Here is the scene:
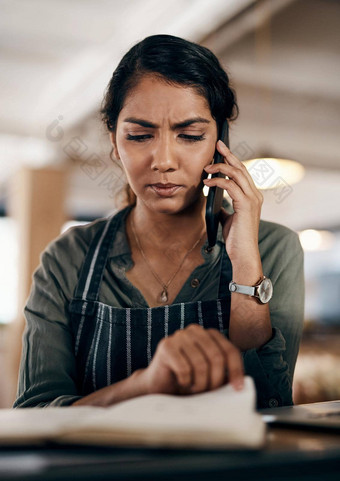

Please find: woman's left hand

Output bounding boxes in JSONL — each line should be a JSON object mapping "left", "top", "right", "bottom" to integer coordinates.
{"left": 203, "top": 140, "right": 263, "bottom": 264}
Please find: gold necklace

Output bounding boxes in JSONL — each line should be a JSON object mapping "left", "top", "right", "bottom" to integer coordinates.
{"left": 130, "top": 216, "right": 205, "bottom": 304}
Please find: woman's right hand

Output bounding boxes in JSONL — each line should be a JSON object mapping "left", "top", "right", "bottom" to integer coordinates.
{"left": 139, "top": 323, "right": 244, "bottom": 396}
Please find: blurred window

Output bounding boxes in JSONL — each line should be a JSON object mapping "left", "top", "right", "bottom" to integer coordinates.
{"left": 0, "top": 217, "right": 18, "bottom": 324}
{"left": 303, "top": 232, "right": 340, "bottom": 326}
{"left": 0, "top": 217, "right": 91, "bottom": 324}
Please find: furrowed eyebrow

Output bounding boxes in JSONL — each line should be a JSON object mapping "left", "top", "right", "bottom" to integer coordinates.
{"left": 173, "top": 117, "right": 211, "bottom": 129}
{"left": 123, "top": 117, "right": 210, "bottom": 129}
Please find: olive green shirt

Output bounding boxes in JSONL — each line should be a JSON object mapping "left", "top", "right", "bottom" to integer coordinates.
{"left": 14, "top": 200, "right": 305, "bottom": 409}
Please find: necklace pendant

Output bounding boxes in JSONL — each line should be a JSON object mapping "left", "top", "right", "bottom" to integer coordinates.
{"left": 159, "top": 289, "right": 168, "bottom": 303}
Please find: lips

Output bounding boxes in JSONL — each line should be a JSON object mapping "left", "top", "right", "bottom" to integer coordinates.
{"left": 152, "top": 183, "right": 179, "bottom": 188}
{"left": 149, "top": 183, "right": 182, "bottom": 197}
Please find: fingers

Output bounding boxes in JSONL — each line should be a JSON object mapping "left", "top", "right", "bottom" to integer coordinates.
{"left": 178, "top": 325, "right": 226, "bottom": 392}
{"left": 203, "top": 175, "right": 244, "bottom": 205}
{"left": 203, "top": 140, "right": 263, "bottom": 204}
{"left": 156, "top": 337, "right": 193, "bottom": 389}
{"left": 158, "top": 324, "right": 244, "bottom": 395}
{"left": 204, "top": 163, "right": 253, "bottom": 198}
{"left": 217, "top": 139, "right": 251, "bottom": 173}
{"left": 207, "top": 328, "right": 244, "bottom": 391}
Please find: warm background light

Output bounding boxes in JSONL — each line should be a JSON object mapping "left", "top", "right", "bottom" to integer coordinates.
{"left": 299, "top": 229, "right": 335, "bottom": 252}
{"left": 243, "top": 158, "right": 305, "bottom": 190}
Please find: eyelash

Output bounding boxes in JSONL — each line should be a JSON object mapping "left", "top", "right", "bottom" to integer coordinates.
{"left": 126, "top": 134, "right": 205, "bottom": 143}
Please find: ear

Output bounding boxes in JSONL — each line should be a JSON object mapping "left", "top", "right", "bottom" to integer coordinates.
{"left": 109, "top": 132, "right": 120, "bottom": 160}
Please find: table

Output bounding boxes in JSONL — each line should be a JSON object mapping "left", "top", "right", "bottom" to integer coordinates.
{"left": 0, "top": 426, "right": 339, "bottom": 481}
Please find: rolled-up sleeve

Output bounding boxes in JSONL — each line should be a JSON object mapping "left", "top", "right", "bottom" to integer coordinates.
{"left": 13, "top": 233, "right": 86, "bottom": 408}
{"left": 251, "top": 228, "right": 304, "bottom": 408}
{"left": 224, "top": 226, "right": 305, "bottom": 409}
{"left": 14, "top": 308, "right": 82, "bottom": 408}
{"left": 243, "top": 327, "right": 292, "bottom": 408}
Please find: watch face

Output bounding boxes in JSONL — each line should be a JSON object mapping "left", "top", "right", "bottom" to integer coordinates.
{"left": 258, "top": 278, "right": 273, "bottom": 303}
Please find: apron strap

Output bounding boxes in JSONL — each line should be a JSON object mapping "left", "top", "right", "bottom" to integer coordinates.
{"left": 73, "top": 206, "right": 132, "bottom": 302}
{"left": 217, "top": 246, "right": 232, "bottom": 300}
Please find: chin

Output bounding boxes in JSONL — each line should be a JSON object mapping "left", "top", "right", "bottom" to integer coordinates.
{"left": 145, "top": 199, "right": 184, "bottom": 215}
{"left": 143, "top": 192, "right": 203, "bottom": 216}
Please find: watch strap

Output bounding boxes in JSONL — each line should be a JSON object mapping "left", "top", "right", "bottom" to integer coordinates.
{"left": 229, "top": 282, "right": 256, "bottom": 296}
{"left": 229, "top": 276, "right": 266, "bottom": 296}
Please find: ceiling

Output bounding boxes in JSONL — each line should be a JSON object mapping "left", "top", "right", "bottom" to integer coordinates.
{"left": 0, "top": 0, "right": 339, "bottom": 232}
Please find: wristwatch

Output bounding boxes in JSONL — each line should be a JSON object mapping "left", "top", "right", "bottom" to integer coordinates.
{"left": 229, "top": 276, "right": 273, "bottom": 304}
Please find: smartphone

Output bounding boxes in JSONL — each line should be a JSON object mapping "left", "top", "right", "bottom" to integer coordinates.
{"left": 205, "top": 120, "right": 229, "bottom": 249}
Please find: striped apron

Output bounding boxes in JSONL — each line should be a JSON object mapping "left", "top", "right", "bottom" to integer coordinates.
{"left": 68, "top": 207, "right": 233, "bottom": 396}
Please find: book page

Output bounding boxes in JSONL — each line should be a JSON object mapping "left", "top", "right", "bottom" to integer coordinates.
{"left": 0, "top": 406, "right": 104, "bottom": 445}
{"left": 80, "top": 376, "right": 255, "bottom": 431}
{"left": 0, "top": 377, "right": 265, "bottom": 449}
{"left": 59, "top": 377, "right": 266, "bottom": 449}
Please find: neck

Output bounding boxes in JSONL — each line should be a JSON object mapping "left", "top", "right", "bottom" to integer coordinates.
{"left": 129, "top": 195, "right": 207, "bottom": 250}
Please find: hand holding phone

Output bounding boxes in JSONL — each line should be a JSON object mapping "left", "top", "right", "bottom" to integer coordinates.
{"left": 205, "top": 120, "right": 230, "bottom": 249}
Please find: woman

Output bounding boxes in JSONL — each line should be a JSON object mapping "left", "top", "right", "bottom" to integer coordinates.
{"left": 14, "top": 34, "right": 304, "bottom": 409}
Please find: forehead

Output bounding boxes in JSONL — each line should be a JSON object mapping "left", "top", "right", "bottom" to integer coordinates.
{"left": 119, "top": 75, "right": 212, "bottom": 120}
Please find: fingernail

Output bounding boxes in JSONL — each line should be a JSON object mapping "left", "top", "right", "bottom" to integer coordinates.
{"left": 218, "top": 140, "right": 228, "bottom": 149}
{"left": 233, "top": 379, "right": 244, "bottom": 391}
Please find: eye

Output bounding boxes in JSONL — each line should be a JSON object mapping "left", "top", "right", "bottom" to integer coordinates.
{"left": 126, "top": 134, "right": 152, "bottom": 142}
{"left": 179, "top": 134, "right": 205, "bottom": 142}
{"left": 126, "top": 133, "right": 206, "bottom": 143}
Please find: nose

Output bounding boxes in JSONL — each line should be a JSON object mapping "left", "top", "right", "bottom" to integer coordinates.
{"left": 150, "top": 134, "right": 178, "bottom": 173}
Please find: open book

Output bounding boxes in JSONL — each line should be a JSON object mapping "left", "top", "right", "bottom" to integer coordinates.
{"left": 0, "top": 377, "right": 265, "bottom": 450}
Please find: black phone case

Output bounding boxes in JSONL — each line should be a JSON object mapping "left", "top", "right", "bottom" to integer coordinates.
{"left": 205, "top": 120, "right": 229, "bottom": 248}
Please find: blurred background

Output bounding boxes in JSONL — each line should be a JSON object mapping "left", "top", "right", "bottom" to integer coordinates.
{"left": 0, "top": 0, "right": 339, "bottom": 408}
